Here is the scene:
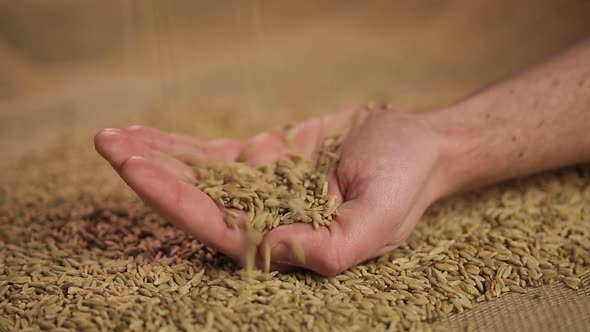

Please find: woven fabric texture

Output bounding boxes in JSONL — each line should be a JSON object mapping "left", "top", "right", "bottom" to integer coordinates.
{"left": 435, "top": 275, "right": 590, "bottom": 332}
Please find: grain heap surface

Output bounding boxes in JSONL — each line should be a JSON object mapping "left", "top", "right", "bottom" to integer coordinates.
{"left": 193, "top": 134, "right": 343, "bottom": 233}
{"left": 1, "top": 139, "right": 589, "bottom": 331}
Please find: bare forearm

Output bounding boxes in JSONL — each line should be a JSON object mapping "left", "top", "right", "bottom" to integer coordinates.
{"left": 424, "top": 38, "right": 590, "bottom": 195}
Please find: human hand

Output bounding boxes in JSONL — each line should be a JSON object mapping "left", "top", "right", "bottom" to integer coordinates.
{"left": 94, "top": 107, "right": 454, "bottom": 276}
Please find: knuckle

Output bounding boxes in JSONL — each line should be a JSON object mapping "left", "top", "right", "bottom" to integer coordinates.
{"left": 119, "top": 156, "right": 145, "bottom": 176}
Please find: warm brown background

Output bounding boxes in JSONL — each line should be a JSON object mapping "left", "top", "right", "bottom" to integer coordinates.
{"left": 1, "top": 1, "right": 590, "bottom": 330}
{"left": 2, "top": 1, "right": 590, "bottom": 165}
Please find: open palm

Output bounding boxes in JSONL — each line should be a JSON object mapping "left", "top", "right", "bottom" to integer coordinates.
{"left": 95, "top": 107, "right": 449, "bottom": 275}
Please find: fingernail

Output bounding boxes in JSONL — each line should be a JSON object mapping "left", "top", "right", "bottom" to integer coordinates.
{"left": 94, "top": 128, "right": 123, "bottom": 144}
{"left": 127, "top": 125, "right": 143, "bottom": 131}
{"left": 97, "top": 127, "right": 119, "bottom": 134}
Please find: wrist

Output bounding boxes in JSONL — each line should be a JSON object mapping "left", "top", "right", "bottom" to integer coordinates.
{"left": 416, "top": 106, "right": 479, "bottom": 198}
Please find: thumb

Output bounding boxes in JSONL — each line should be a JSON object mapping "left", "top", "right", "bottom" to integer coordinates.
{"left": 260, "top": 197, "right": 385, "bottom": 276}
{"left": 261, "top": 222, "right": 345, "bottom": 276}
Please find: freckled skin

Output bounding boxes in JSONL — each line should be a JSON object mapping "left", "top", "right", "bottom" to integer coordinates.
{"left": 425, "top": 38, "right": 590, "bottom": 193}
{"left": 95, "top": 38, "right": 590, "bottom": 276}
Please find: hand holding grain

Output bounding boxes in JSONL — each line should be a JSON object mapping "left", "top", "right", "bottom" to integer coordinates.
{"left": 95, "top": 38, "right": 590, "bottom": 276}
{"left": 94, "top": 108, "right": 451, "bottom": 275}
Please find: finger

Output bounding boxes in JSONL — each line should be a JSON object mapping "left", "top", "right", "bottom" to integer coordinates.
{"left": 118, "top": 156, "right": 247, "bottom": 259}
{"left": 240, "top": 131, "right": 290, "bottom": 165}
{"left": 260, "top": 221, "right": 346, "bottom": 276}
{"left": 302, "top": 108, "right": 370, "bottom": 160}
{"left": 239, "top": 109, "right": 368, "bottom": 166}
{"left": 253, "top": 242, "right": 297, "bottom": 273}
{"left": 126, "top": 125, "right": 244, "bottom": 164}
{"left": 94, "top": 128, "right": 195, "bottom": 182}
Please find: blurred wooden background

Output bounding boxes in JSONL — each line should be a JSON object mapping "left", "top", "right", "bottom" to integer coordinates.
{"left": 1, "top": 1, "right": 590, "bottom": 164}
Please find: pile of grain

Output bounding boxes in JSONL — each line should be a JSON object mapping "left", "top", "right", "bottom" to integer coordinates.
{"left": 1, "top": 138, "right": 589, "bottom": 331}
{"left": 193, "top": 134, "right": 344, "bottom": 233}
